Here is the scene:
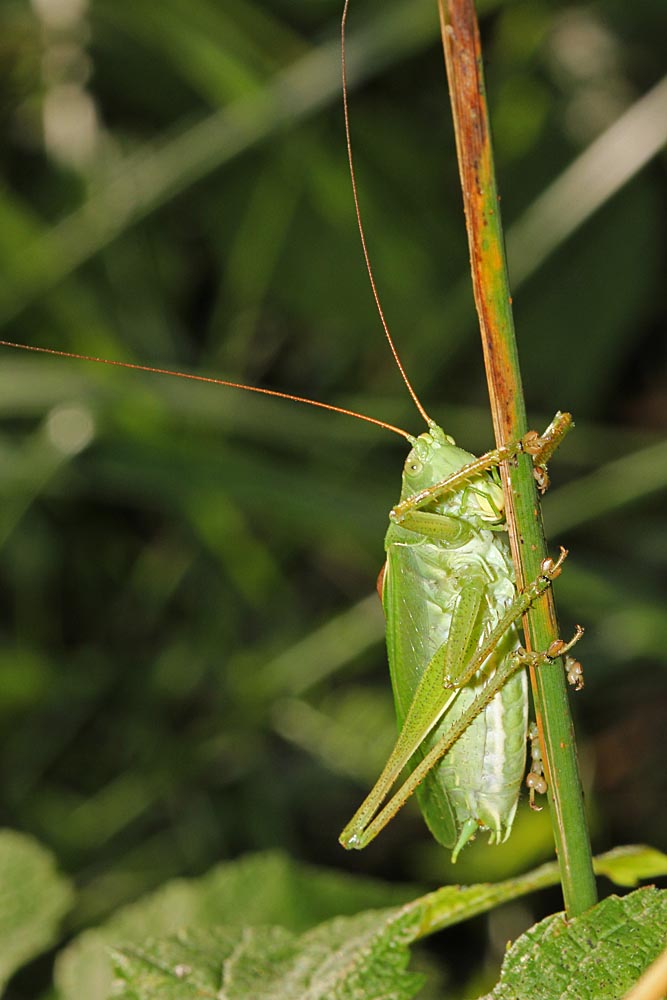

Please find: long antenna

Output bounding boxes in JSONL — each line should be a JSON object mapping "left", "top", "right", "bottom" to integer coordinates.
{"left": 0, "top": 339, "right": 412, "bottom": 441}
{"left": 341, "top": 0, "right": 432, "bottom": 427}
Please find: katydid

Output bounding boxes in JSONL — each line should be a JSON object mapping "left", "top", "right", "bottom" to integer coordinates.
{"left": 337, "top": 419, "right": 583, "bottom": 859}
{"left": 0, "top": 333, "right": 581, "bottom": 852}
{"left": 1, "top": 333, "right": 582, "bottom": 859}
{"left": 335, "top": 0, "right": 583, "bottom": 859}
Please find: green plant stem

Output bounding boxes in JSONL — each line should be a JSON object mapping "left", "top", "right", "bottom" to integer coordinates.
{"left": 438, "top": 0, "right": 596, "bottom": 916}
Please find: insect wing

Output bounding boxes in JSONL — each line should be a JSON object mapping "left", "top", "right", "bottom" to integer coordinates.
{"left": 382, "top": 539, "right": 460, "bottom": 848}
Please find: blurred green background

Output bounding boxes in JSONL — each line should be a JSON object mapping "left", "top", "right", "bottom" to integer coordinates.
{"left": 0, "top": 0, "right": 665, "bottom": 995}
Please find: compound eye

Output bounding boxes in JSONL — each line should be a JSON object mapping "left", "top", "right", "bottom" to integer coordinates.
{"left": 405, "top": 457, "right": 423, "bottom": 477}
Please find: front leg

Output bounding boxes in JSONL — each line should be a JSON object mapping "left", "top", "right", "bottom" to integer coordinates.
{"left": 391, "top": 412, "right": 573, "bottom": 524}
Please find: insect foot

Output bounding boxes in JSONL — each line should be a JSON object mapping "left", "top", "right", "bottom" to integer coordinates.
{"left": 518, "top": 625, "right": 585, "bottom": 674}
{"left": 526, "top": 721, "right": 547, "bottom": 810}
{"left": 520, "top": 429, "right": 543, "bottom": 455}
{"left": 565, "top": 656, "right": 584, "bottom": 691}
{"left": 520, "top": 412, "right": 573, "bottom": 462}
{"left": 526, "top": 770, "right": 547, "bottom": 808}
{"left": 546, "top": 624, "right": 585, "bottom": 660}
{"left": 540, "top": 546, "right": 568, "bottom": 581}
{"left": 519, "top": 413, "right": 574, "bottom": 494}
{"left": 533, "top": 464, "right": 550, "bottom": 494}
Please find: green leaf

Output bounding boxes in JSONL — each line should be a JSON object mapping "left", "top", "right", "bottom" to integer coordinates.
{"left": 418, "top": 845, "right": 667, "bottom": 937}
{"left": 0, "top": 829, "right": 73, "bottom": 990}
{"left": 56, "top": 846, "right": 667, "bottom": 999}
{"left": 55, "top": 851, "right": 416, "bottom": 1000}
{"left": 483, "top": 887, "right": 667, "bottom": 1000}
{"left": 593, "top": 844, "right": 667, "bottom": 887}
{"left": 111, "top": 909, "right": 424, "bottom": 1000}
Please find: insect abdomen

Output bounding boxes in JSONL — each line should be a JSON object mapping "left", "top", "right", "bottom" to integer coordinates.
{"left": 436, "top": 632, "right": 527, "bottom": 847}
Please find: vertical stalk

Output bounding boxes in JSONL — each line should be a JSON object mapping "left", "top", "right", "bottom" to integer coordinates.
{"left": 438, "top": 0, "right": 596, "bottom": 916}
